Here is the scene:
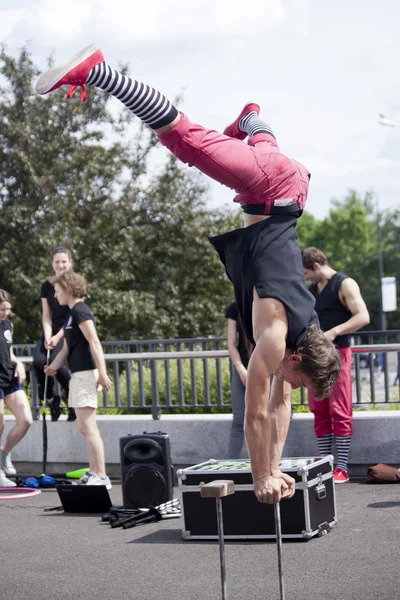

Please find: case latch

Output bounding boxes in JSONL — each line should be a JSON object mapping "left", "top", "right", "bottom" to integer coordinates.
{"left": 315, "top": 473, "right": 326, "bottom": 500}
{"left": 317, "top": 521, "right": 331, "bottom": 537}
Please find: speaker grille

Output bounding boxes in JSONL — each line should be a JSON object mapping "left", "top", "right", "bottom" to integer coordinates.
{"left": 124, "top": 464, "right": 167, "bottom": 508}
{"left": 123, "top": 438, "right": 163, "bottom": 464}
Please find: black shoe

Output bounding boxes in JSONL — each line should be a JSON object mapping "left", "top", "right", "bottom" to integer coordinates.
{"left": 49, "top": 395, "right": 62, "bottom": 422}
{"left": 67, "top": 408, "right": 77, "bottom": 422}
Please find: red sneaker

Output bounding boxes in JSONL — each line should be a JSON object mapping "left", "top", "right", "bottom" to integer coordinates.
{"left": 333, "top": 468, "right": 349, "bottom": 484}
{"left": 35, "top": 44, "right": 104, "bottom": 102}
{"left": 223, "top": 103, "right": 261, "bottom": 140}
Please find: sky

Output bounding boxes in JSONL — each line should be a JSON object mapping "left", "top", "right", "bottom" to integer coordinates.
{"left": 1, "top": 0, "right": 400, "bottom": 220}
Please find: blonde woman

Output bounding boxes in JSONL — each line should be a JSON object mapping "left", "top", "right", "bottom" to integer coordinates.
{"left": 45, "top": 272, "right": 112, "bottom": 489}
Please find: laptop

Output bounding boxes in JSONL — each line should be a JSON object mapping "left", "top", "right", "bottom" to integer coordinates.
{"left": 56, "top": 484, "right": 112, "bottom": 513}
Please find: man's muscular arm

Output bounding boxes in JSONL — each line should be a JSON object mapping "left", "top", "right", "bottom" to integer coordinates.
{"left": 324, "top": 278, "right": 370, "bottom": 341}
{"left": 269, "top": 377, "right": 293, "bottom": 473}
{"left": 244, "top": 293, "right": 295, "bottom": 503}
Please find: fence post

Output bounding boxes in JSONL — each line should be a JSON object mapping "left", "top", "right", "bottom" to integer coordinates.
{"left": 150, "top": 343, "right": 161, "bottom": 420}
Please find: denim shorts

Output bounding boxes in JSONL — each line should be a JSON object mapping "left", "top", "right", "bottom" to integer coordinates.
{"left": 0, "top": 377, "right": 24, "bottom": 399}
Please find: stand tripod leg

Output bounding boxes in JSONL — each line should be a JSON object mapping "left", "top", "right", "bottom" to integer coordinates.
{"left": 274, "top": 501, "right": 285, "bottom": 600}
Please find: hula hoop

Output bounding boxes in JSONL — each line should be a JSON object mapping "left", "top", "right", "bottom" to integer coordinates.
{"left": 0, "top": 487, "right": 42, "bottom": 500}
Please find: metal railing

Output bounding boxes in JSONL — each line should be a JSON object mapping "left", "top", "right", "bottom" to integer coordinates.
{"left": 15, "top": 337, "right": 228, "bottom": 420}
{"left": 12, "top": 337, "right": 227, "bottom": 358}
{"left": 16, "top": 342, "right": 400, "bottom": 419}
{"left": 353, "top": 330, "right": 400, "bottom": 344}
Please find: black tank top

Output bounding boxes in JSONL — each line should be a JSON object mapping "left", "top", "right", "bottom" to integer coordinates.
{"left": 308, "top": 272, "right": 351, "bottom": 348}
{"left": 210, "top": 216, "right": 319, "bottom": 350}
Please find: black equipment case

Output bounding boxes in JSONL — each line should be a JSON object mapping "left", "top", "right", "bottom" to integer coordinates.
{"left": 177, "top": 456, "right": 336, "bottom": 540}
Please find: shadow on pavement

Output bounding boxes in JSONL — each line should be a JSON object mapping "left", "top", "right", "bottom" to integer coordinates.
{"left": 368, "top": 500, "right": 400, "bottom": 509}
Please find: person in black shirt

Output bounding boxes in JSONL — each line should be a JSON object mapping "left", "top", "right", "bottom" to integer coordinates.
{"left": 302, "top": 247, "right": 370, "bottom": 483}
{"left": 0, "top": 290, "right": 33, "bottom": 486}
{"left": 33, "top": 246, "right": 75, "bottom": 422}
{"left": 44, "top": 272, "right": 112, "bottom": 489}
{"left": 210, "top": 216, "right": 342, "bottom": 502}
{"left": 226, "top": 301, "right": 253, "bottom": 458}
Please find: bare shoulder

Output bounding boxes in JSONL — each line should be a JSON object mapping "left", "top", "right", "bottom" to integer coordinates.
{"left": 339, "top": 277, "right": 361, "bottom": 298}
{"left": 339, "top": 277, "right": 368, "bottom": 315}
{"left": 341, "top": 276, "right": 359, "bottom": 289}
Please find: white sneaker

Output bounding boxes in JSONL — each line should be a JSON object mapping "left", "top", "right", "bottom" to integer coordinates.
{"left": 0, "top": 450, "right": 16, "bottom": 476}
{"left": 79, "top": 471, "right": 94, "bottom": 484}
{"left": 0, "top": 471, "right": 17, "bottom": 487}
{"left": 86, "top": 474, "right": 112, "bottom": 491}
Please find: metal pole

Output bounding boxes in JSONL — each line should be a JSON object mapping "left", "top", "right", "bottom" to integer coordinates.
{"left": 377, "top": 221, "right": 387, "bottom": 331}
{"left": 216, "top": 497, "right": 228, "bottom": 600}
{"left": 42, "top": 349, "right": 50, "bottom": 474}
{"left": 274, "top": 502, "right": 285, "bottom": 600}
{"left": 376, "top": 198, "right": 387, "bottom": 332}
{"left": 200, "top": 480, "right": 234, "bottom": 600}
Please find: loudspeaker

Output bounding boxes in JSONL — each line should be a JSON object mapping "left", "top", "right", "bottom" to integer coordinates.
{"left": 120, "top": 432, "right": 174, "bottom": 509}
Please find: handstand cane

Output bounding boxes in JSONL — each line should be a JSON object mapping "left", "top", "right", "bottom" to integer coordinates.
{"left": 42, "top": 349, "right": 51, "bottom": 475}
{"left": 200, "top": 480, "right": 235, "bottom": 600}
{"left": 274, "top": 488, "right": 293, "bottom": 600}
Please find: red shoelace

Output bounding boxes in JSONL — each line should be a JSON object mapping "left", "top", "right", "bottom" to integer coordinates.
{"left": 67, "top": 84, "right": 87, "bottom": 103}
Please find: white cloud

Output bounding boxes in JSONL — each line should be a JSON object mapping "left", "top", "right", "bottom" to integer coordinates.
{"left": 0, "top": 7, "right": 25, "bottom": 43}
{"left": 376, "top": 157, "right": 400, "bottom": 169}
{"left": 1, "top": 0, "right": 287, "bottom": 50}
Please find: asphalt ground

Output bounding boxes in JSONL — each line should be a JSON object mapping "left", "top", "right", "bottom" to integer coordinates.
{"left": 1, "top": 480, "right": 399, "bottom": 600}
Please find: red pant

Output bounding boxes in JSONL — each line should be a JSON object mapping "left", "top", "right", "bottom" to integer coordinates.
{"left": 307, "top": 347, "right": 353, "bottom": 437}
{"left": 157, "top": 113, "right": 310, "bottom": 214}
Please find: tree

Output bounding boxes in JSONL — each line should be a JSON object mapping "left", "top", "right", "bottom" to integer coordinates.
{"left": 378, "top": 207, "right": 400, "bottom": 330}
{"left": 296, "top": 210, "right": 320, "bottom": 248}
{"left": 298, "top": 190, "right": 400, "bottom": 331}
{"left": 0, "top": 46, "right": 239, "bottom": 343}
{"left": 87, "top": 155, "right": 241, "bottom": 340}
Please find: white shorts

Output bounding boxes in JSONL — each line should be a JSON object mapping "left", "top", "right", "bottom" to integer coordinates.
{"left": 69, "top": 370, "right": 99, "bottom": 409}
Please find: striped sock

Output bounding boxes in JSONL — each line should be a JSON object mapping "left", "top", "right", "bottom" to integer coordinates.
{"left": 239, "top": 112, "right": 276, "bottom": 139}
{"left": 317, "top": 434, "right": 333, "bottom": 456}
{"left": 335, "top": 436, "right": 351, "bottom": 472}
{"left": 86, "top": 62, "right": 178, "bottom": 130}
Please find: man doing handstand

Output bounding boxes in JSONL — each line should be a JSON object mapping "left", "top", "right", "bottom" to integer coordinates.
{"left": 36, "top": 45, "right": 341, "bottom": 503}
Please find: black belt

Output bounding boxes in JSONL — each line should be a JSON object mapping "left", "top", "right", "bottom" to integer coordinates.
{"left": 242, "top": 201, "right": 302, "bottom": 217}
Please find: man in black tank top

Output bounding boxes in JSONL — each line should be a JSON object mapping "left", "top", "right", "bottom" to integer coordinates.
{"left": 210, "top": 218, "right": 342, "bottom": 504}
{"left": 35, "top": 48, "right": 342, "bottom": 504}
{"left": 302, "top": 247, "right": 370, "bottom": 484}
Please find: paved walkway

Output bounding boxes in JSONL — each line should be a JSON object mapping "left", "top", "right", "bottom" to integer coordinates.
{"left": 1, "top": 480, "right": 399, "bottom": 600}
